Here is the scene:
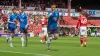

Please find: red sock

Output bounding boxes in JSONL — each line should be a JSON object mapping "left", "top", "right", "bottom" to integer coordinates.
{"left": 80, "top": 37, "right": 83, "bottom": 44}
{"left": 41, "top": 36, "right": 45, "bottom": 40}
{"left": 83, "top": 37, "right": 87, "bottom": 42}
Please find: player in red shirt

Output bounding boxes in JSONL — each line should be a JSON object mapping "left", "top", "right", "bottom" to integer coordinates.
{"left": 40, "top": 16, "right": 48, "bottom": 43}
{"left": 76, "top": 11, "right": 88, "bottom": 47}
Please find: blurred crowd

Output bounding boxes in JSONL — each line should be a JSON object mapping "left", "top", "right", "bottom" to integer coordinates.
{"left": 0, "top": 0, "right": 67, "bottom": 10}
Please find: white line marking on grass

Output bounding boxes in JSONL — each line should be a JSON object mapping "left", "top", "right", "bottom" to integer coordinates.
{"left": 0, "top": 50, "right": 50, "bottom": 56}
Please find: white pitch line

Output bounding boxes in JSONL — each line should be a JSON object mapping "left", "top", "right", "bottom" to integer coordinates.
{"left": 0, "top": 50, "right": 50, "bottom": 56}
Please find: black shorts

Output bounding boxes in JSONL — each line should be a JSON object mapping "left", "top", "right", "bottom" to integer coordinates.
{"left": 47, "top": 28, "right": 58, "bottom": 34}
{"left": 20, "top": 28, "right": 27, "bottom": 33}
{"left": 8, "top": 27, "right": 16, "bottom": 33}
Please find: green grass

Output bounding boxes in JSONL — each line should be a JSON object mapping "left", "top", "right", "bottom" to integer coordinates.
{"left": 0, "top": 36, "right": 100, "bottom": 56}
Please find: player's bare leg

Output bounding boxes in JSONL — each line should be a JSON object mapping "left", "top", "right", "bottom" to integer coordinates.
{"left": 53, "top": 34, "right": 59, "bottom": 40}
{"left": 9, "top": 33, "right": 14, "bottom": 47}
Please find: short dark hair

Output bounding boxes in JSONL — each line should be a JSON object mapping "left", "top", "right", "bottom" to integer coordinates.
{"left": 51, "top": 4, "right": 56, "bottom": 7}
{"left": 80, "top": 11, "right": 87, "bottom": 16}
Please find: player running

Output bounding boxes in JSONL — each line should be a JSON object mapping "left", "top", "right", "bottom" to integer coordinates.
{"left": 76, "top": 11, "right": 88, "bottom": 47}
{"left": 8, "top": 8, "right": 18, "bottom": 47}
{"left": 46, "top": 4, "right": 59, "bottom": 51}
{"left": 18, "top": 9, "right": 28, "bottom": 47}
{"left": 40, "top": 16, "right": 48, "bottom": 43}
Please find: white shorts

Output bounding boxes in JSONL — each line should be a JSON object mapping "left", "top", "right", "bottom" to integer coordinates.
{"left": 79, "top": 27, "right": 87, "bottom": 36}
{"left": 42, "top": 28, "right": 47, "bottom": 36}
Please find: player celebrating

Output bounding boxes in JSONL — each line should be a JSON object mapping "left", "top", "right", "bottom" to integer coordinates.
{"left": 18, "top": 9, "right": 28, "bottom": 47}
{"left": 46, "top": 4, "right": 59, "bottom": 50}
{"left": 40, "top": 16, "right": 48, "bottom": 43}
{"left": 8, "top": 8, "right": 17, "bottom": 47}
{"left": 76, "top": 11, "right": 88, "bottom": 47}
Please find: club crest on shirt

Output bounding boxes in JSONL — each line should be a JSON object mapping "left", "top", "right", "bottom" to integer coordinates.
{"left": 53, "top": 17, "right": 57, "bottom": 21}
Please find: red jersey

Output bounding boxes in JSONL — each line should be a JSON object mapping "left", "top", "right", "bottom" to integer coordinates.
{"left": 76, "top": 15, "right": 88, "bottom": 29}
{"left": 40, "top": 19, "right": 48, "bottom": 25}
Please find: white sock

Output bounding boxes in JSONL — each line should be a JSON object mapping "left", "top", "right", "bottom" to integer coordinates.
{"left": 47, "top": 37, "right": 52, "bottom": 44}
{"left": 47, "top": 37, "right": 52, "bottom": 50}
{"left": 21, "top": 37, "right": 24, "bottom": 47}
{"left": 9, "top": 37, "right": 12, "bottom": 45}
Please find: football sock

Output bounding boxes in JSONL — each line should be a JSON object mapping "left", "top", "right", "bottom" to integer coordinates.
{"left": 47, "top": 37, "right": 52, "bottom": 50}
{"left": 80, "top": 37, "right": 83, "bottom": 44}
{"left": 21, "top": 37, "right": 24, "bottom": 47}
{"left": 83, "top": 37, "right": 87, "bottom": 45}
{"left": 41, "top": 36, "right": 45, "bottom": 40}
{"left": 9, "top": 36, "right": 13, "bottom": 47}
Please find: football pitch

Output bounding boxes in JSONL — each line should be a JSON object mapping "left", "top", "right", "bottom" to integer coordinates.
{"left": 0, "top": 36, "right": 100, "bottom": 56}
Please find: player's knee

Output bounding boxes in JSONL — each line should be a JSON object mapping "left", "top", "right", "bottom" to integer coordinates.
{"left": 11, "top": 33, "right": 14, "bottom": 38}
{"left": 54, "top": 34, "right": 59, "bottom": 37}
